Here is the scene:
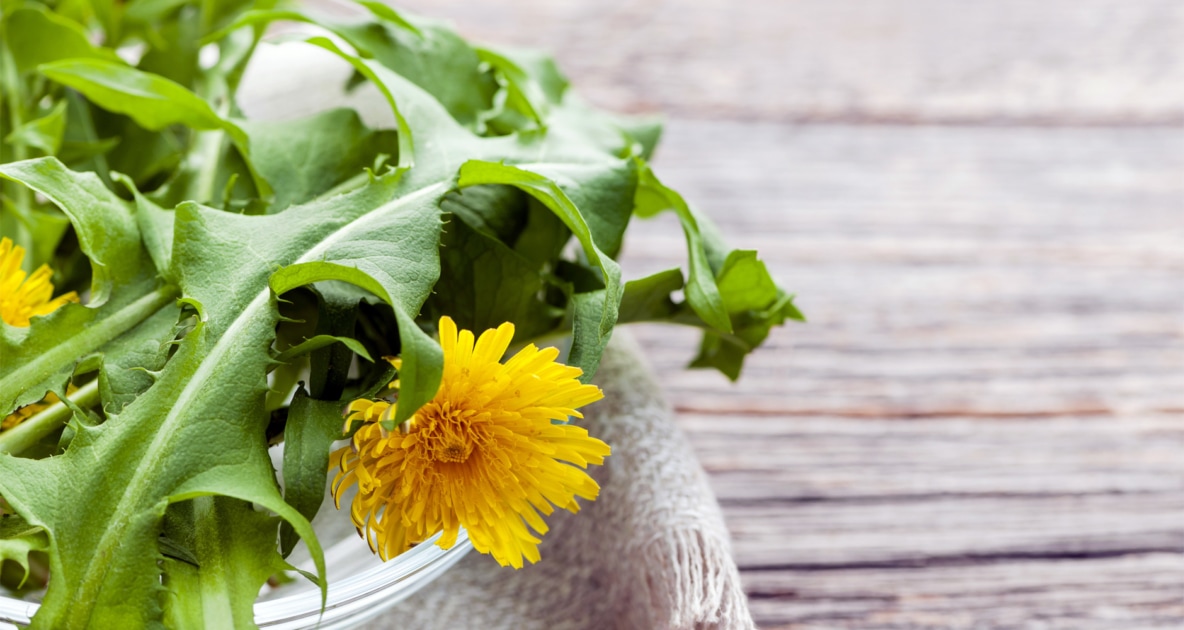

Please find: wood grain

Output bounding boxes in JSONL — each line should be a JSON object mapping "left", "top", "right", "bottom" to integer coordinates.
{"left": 742, "top": 555, "right": 1184, "bottom": 629}
{"left": 391, "top": 0, "right": 1184, "bottom": 124}
{"left": 617, "top": 122, "right": 1184, "bottom": 628}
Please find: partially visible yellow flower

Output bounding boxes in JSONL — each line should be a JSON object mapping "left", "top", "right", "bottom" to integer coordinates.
{"left": 1, "top": 384, "right": 74, "bottom": 432}
{"left": 0, "top": 237, "right": 78, "bottom": 327}
{"left": 2, "top": 393, "right": 58, "bottom": 431}
{"left": 331, "top": 316, "right": 610, "bottom": 568}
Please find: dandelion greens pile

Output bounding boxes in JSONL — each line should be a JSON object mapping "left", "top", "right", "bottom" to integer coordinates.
{"left": 0, "top": 1, "right": 801, "bottom": 628}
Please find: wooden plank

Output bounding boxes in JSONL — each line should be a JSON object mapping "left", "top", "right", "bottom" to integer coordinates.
{"left": 681, "top": 414, "right": 1184, "bottom": 503}
{"left": 391, "top": 0, "right": 1184, "bottom": 124}
{"left": 625, "top": 122, "right": 1184, "bottom": 417}
{"left": 744, "top": 555, "right": 1184, "bottom": 629}
{"left": 615, "top": 121, "right": 1184, "bottom": 627}
{"left": 688, "top": 415, "right": 1184, "bottom": 564}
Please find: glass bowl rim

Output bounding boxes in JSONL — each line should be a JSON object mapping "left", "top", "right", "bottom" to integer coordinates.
{"left": 0, "top": 530, "right": 472, "bottom": 629}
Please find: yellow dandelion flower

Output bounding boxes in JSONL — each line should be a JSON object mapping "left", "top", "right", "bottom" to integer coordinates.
{"left": 331, "top": 316, "right": 610, "bottom": 568}
{"left": 0, "top": 237, "right": 79, "bottom": 327}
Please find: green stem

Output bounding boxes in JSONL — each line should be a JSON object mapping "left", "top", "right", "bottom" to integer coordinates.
{"left": 161, "top": 497, "right": 239, "bottom": 630}
{"left": 0, "top": 379, "right": 100, "bottom": 455}
{"left": 199, "top": 0, "right": 216, "bottom": 37}
{"left": 161, "top": 556, "right": 205, "bottom": 630}
{"left": 191, "top": 497, "right": 238, "bottom": 629}
{"left": 189, "top": 73, "right": 230, "bottom": 205}
{"left": 1, "top": 39, "right": 32, "bottom": 216}
{"left": 190, "top": 15, "right": 235, "bottom": 205}
{"left": 189, "top": 128, "right": 226, "bottom": 204}
{"left": 67, "top": 91, "right": 113, "bottom": 189}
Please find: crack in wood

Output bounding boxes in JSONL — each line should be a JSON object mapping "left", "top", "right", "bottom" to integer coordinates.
{"left": 674, "top": 405, "right": 1122, "bottom": 419}
{"left": 718, "top": 489, "right": 1170, "bottom": 507}
{"left": 740, "top": 547, "right": 1184, "bottom": 572}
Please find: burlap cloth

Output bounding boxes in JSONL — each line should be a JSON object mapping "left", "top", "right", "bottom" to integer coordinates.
{"left": 366, "top": 333, "right": 755, "bottom": 630}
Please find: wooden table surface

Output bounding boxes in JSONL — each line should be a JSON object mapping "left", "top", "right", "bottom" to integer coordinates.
{"left": 389, "top": 2, "right": 1184, "bottom": 627}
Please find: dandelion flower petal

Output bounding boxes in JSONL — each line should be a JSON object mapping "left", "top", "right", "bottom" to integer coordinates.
{"left": 0, "top": 237, "right": 78, "bottom": 328}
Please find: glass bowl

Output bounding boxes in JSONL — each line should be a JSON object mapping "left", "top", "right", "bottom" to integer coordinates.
{"left": 0, "top": 481, "right": 472, "bottom": 629}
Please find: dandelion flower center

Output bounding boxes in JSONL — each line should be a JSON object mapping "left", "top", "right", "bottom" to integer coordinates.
{"left": 418, "top": 403, "right": 477, "bottom": 463}
{"left": 331, "top": 316, "right": 610, "bottom": 568}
